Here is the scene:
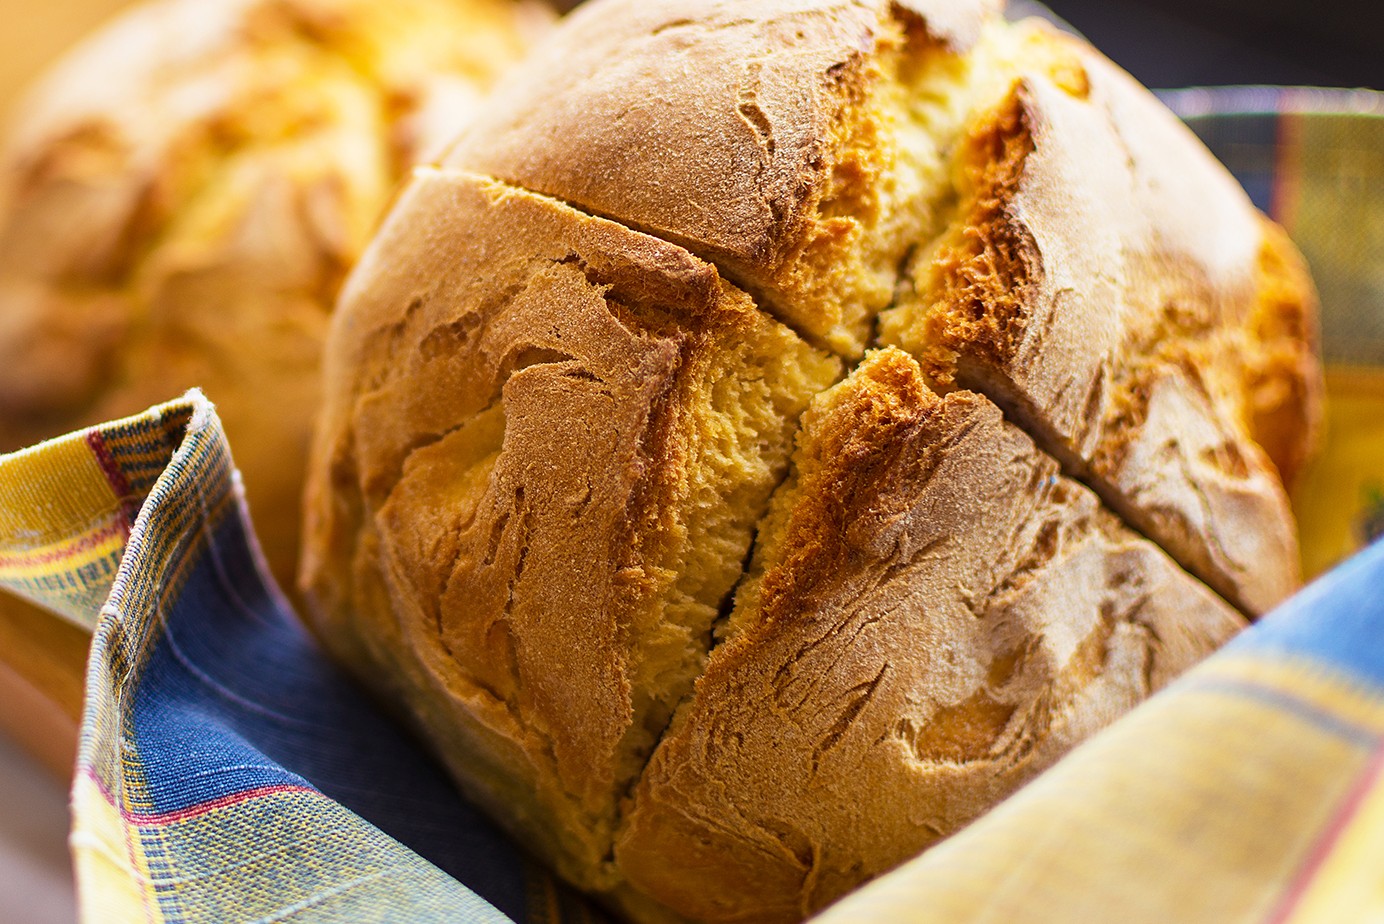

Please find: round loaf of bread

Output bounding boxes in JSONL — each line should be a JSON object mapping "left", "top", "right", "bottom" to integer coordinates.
{"left": 303, "top": 1, "right": 1322, "bottom": 921}
{"left": 0, "top": 0, "right": 549, "bottom": 593}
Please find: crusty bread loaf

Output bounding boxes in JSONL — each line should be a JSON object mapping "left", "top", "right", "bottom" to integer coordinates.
{"left": 306, "top": 167, "right": 843, "bottom": 888}
{"left": 875, "top": 41, "right": 1321, "bottom": 616}
{"left": 0, "top": 0, "right": 548, "bottom": 593}
{"left": 617, "top": 347, "right": 1244, "bottom": 922}
{"left": 444, "top": 0, "right": 1318, "bottom": 617}
{"left": 303, "top": 1, "right": 1321, "bottom": 921}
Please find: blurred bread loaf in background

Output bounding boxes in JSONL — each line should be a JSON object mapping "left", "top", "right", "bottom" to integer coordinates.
{"left": 0, "top": 0, "right": 552, "bottom": 769}
{"left": 0, "top": 0, "right": 551, "bottom": 586}
{"left": 303, "top": 0, "right": 1322, "bottom": 920}
{"left": 0, "top": 0, "right": 129, "bottom": 120}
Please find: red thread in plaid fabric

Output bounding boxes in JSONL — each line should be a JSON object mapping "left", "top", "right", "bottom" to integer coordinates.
{"left": 1263, "top": 742, "right": 1384, "bottom": 923}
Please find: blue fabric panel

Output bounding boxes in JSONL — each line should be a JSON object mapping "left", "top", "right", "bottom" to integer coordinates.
{"left": 129, "top": 510, "right": 532, "bottom": 921}
{"left": 1228, "top": 539, "right": 1384, "bottom": 688}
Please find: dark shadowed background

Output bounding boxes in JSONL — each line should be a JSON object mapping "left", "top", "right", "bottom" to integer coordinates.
{"left": 547, "top": 0, "right": 1384, "bottom": 90}
{"left": 1039, "top": 0, "right": 1382, "bottom": 90}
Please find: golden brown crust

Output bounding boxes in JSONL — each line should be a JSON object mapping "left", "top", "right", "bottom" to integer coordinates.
{"left": 443, "top": 0, "right": 993, "bottom": 356}
{"left": 908, "top": 82, "right": 1037, "bottom": 372}
{"left": 613, "top": 350, "right": 1245, "bottom": 922}
{"left": 304, "top": 167, "right": 839, "bottom": 889}
{"left": 302, "top": 2, "right": 1320, "bottom": 921}
{"left": 1245, "top": 218, "right": 1324, "bottom": 489}
{"left": 878, "top": 29, "right": 1320, "bottom": 616}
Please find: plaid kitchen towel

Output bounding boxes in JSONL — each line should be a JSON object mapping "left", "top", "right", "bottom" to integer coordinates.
{"left": 0, "top": 91, "right": 1379, "bottom": 924}
{"left": 0, "top": 395, "right": 604, "bottom": 923}
{"left": 817, "top": 537, "right": 1384, "bottom": 924}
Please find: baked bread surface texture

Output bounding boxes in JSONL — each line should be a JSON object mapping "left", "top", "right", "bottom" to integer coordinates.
{"left": 303, "top": 0, "right": 1321, "bottom": 921}
{"left": 446, "top": 0, "right": 1320, "bottom": 617}
{"left": 876, "top": 37, "right": 1320, "bottom": 615}
{"left": 304, "top": 166, "right": 840, "bottom": 888}
{"left": 615, "top": 349, "right": 1245, "bottom": 922}
{"left": 445, "top": 0, "right": 1002, "bottom": 358}
{"left": 0, "top": 0, "right": 545, "bottom": 591}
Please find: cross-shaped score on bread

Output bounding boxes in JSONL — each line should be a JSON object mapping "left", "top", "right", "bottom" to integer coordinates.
{"left": 301, "top": 1, "right": 1323, "bottom": 921}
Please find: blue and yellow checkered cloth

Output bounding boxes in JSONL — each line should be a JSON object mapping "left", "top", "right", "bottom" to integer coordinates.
{"left": 0, "top": 399, "right": 589, "bottom": 922}
{"left": 0, "top": 90, "right": 1381, "bottom": 923}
